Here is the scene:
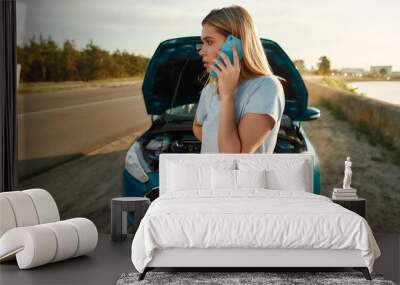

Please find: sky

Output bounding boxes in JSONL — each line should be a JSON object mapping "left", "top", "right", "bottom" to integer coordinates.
{"left": 16, "top": 0, "right": 400, "bottom": 71}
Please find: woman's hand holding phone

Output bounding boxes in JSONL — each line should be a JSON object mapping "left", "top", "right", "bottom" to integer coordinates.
{"left": 210, "top": 43, "right": 241, "bottom": 102}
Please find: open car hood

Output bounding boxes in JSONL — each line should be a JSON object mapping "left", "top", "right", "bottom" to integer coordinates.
{"left": 142, "top": 36, "right": 313, "bottom": 121}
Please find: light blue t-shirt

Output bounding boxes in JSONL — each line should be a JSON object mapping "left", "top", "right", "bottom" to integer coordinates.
{"left": 195, "top": 75, "right": 285, "bottom": 153}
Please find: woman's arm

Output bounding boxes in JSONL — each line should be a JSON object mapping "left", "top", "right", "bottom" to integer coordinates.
{"left": 192, "top": 119, "right": 202, "bottom": 141}
{"left": 237, "top": 77, "right": 283, "bottom": 153}
{"left": 218, "top": 96, "right": 241, "bottom": 153}
{"left": 238, "top": 113, "right": 274, "bottom": 153}
{"left": 218, "top": 96, "right": 274, "bottom": 153}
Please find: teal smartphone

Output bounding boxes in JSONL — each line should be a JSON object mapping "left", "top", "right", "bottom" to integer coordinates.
{"left": 210, "top": 35, "right": 243, "bottom": 78}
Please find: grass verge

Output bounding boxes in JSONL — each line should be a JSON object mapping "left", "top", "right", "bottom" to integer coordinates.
{"left": 320, "top": 77, "right": 361, "bottom": 94}
{"left": 18, "top": 76, "right": 144, "bottom": 95}
{"left": 317, "top": 98, "right": 400, "bottom": 166}
{"left": 318, "top": 98, "right": 347, "bottom": 121}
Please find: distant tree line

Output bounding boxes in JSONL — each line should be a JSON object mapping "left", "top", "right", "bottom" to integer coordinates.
{"left": 316, "top": 56, "right": 331, "bottom": 75}
{"left": 293, "top": 57, "right": 332, "bottom": 75}
{"left": 17, "top": 36, "right": 150, "bottom": 82}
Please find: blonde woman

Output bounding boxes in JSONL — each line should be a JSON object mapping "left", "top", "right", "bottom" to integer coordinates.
{"left": 193, "top": 5, "right": 285, "bottom": 153}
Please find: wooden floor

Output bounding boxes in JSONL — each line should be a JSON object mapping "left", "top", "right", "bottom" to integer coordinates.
{"left": 0, "top": 233, "right": 398, "bottom": 285}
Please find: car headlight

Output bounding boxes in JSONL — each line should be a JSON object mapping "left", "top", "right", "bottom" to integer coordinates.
{"left": 125, "top": 141, "right": 150, "bottom": 183}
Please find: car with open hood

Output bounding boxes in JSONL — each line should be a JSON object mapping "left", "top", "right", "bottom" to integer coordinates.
{"left": 122, "top": 36, "right": 321, "bottom": 202}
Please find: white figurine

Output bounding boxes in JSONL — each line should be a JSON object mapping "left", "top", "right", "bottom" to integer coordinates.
{"left": 342, "top": 156, "right": 352, "bottom": 189}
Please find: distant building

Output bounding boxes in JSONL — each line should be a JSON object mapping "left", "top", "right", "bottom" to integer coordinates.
{"left": 370, "top": 66, "right": 392, "bottom": 75}
{"left": 340, "top": 68, "right": 366, "bottom": 77}
{"left": 390, "top": 71, "right": 400, "bottom": 77}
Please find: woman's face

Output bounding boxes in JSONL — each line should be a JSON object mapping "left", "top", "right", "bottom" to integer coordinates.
{"left": 199, "top": 23, "right": 226, "bottom": 73}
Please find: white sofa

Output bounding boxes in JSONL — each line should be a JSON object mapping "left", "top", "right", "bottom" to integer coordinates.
{"left": 0, "top": 188, "right": 98, "bottom": 269}
{"left": 131, "top": 153, "right": 380, "bottom": 281}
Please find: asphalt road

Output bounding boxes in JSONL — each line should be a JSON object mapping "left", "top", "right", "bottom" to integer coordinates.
{"left": 17, "top": 82, "right": 152, "bottom": 179}
{"left": 17, "top": 84, "right": 142, "bottom": 114}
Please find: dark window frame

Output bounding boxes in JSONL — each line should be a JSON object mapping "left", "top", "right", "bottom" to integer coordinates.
{"left": 0, "top": 0, "right": 17, "bottom": 192}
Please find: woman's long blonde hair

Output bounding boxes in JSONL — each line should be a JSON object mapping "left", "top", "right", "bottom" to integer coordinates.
{"left": 200, "top": 5, "right": 274, "bottom": 86}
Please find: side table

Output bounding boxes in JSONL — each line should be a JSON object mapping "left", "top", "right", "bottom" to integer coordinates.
{"left": 111, "top": 197, "right": 150, "bottom": 242}
{"left": 332, "top": 198, "right": 366, "bottom": 218}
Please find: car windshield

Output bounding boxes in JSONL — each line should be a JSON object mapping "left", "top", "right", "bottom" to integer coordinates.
{"left": 165, "top": 103, "right": 198, "bottom": 117}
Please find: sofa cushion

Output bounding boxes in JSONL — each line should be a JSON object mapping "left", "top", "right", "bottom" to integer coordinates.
{"left": 0, "top": 191, "right": 39, "bottom": 228}
{"left": 0, "top": 218, "right": 97, "bottom": 269}
{"left": 0, "top": 189, "right": 60, "bottom": 238}
{"left": 23, "top": 189, "right": 60, "bottom": 224}
{"left": 0, "top": 196, "right": 17, "bottom": 237}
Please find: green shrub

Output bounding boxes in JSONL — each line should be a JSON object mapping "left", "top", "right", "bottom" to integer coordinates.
{"left": 321, "top": 77, "right": 358, "bottom": 94}
{"left": 317, "top": 98, "right": 346, "bottom": 120}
